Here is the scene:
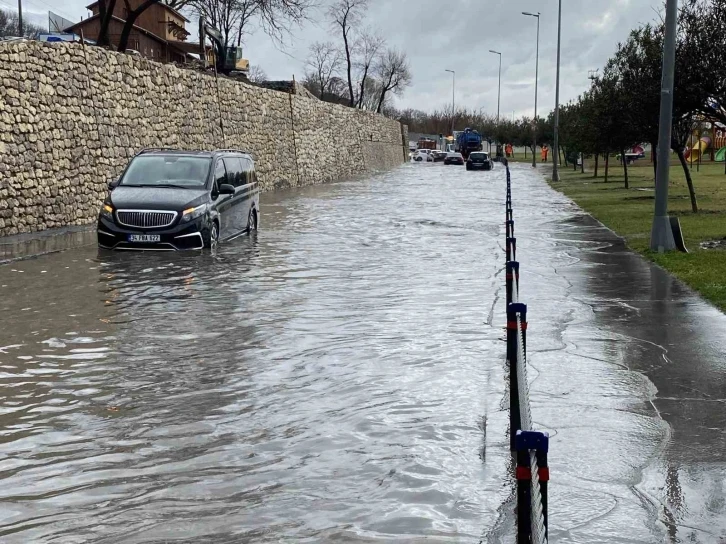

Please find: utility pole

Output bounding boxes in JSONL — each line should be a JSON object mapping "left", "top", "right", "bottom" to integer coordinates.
{"left": 489, "top": 50, "right": 502, "bottom": 126}
{"left": 445, "top": 69, "right": 455, "bottom": 136}
{"left": 17, "top": 0, "right": 23, "bottom": 37}
{"left": 552, "top": 0, "right": 562, "bottom": 181}
{"left": 198, "top": 17, "right": 206, "bottom": 68}
{"left": 650, "top": 0, "right": 678, "bottom": 252}
{"left": 522, "top": 11, "right": 540, "bottom": 168}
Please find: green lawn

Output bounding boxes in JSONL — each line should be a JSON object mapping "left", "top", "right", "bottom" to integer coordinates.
{"left": 549, "top": 158, "right": 726, "bottom": 311}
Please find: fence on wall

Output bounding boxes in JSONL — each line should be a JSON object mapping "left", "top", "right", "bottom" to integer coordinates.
{"left": 503, "top": 160, "right": 549, "bottom": 544}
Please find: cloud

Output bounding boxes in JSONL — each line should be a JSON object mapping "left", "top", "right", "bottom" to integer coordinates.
{"left": 55, "top": 0, "right": 664, "bottom": 117}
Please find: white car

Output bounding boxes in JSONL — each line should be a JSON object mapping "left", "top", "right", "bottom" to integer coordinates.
{"left": 413, "top": 149, "right": 434, "bottom": 162}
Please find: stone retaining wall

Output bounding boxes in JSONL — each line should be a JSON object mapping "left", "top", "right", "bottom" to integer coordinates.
{"left": 0, "top": 41, "right": 406, "bottom": 237}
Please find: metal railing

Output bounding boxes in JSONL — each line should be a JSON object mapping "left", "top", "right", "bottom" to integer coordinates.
{"left": 504, "top": 161, "right": 549, "bottom": 544}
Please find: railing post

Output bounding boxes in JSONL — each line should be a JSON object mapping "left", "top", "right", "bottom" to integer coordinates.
{"left": 506, "top": 237, "right": 516, "bottom": 262}
{"left": 538, "top": 444, "right": 549, "bottom": 539}
{"left": 507, "top": 302, "right": 527, "bottom": 451}
{"left": 516, "top": 445, "right": 532, "bottom": 542}
{"left": 505, "top": 260, "right": 519, "bottom": 306}
{"left": 515, "top": 430, "right": 549, "bottom": 544}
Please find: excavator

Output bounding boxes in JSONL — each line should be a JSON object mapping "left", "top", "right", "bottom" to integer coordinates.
{"left": 201, "top": 21, "right": 249, "bottom": 75}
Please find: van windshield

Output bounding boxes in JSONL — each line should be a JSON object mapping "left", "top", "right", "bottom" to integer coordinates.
{"left": 121, "top": 156, "right": 211, "bottom": 188}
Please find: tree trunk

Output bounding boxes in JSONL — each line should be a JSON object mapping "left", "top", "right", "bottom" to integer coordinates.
{"left": 376, "top": 73, "right": 394, "bottom": 113}
{"left": 594, "top": 153, "right": 599, "bottom": 178}
{"left": 97, "top": 0, "right": 117, "bottom": 47}
{"left": 375, "top": 90, "right": 387, "bottom": 113}
{"left": 117, "top": 0, "right": 159, "bottom": 52}
{"left": 581, "top": 153, "right": 585, "bottom": 174}
{"left": 356, "top": 67, "right": 368, "bottom": 109}
{"left": 342, "top": 25, "right": 355, "bottom": 107}
{"left": 621, "top": 148, "right": 629, "bottom": 189}
{"left": 677, "top": 149, "right": 699, "bottom": 213}
{"left": 604, "top": 153, "right": 609, "bottom": 182}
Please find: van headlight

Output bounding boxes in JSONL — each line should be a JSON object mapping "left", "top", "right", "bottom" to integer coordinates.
{"left": 100, "top": 204, "right": 114, "bottom": 220}
{"left": 181, "top": 204, "right": 208, "bottom": 223}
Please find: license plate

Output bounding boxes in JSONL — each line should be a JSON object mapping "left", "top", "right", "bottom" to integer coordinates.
{"left": 128, "top": 234, "right": 161, "bottom": 242}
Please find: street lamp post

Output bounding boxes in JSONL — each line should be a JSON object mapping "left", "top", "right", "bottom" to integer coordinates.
{"left": 552, "top": 0, "right": 562, "bottom": 181}
{"left": 650, "top": 0, "right": 678, "bottom": 252}
{"left": 522, "top": 11, "right": 540, "bottom": 168}
{"left": 488, "top": 50, "right": 502, "bottom": 126}
{"left": 445, "top": 69, "right": 455, "bottom": 137}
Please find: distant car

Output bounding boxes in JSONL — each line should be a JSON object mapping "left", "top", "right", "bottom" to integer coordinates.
{"left": 466, "top": 151, "right": 494, "bottom": 171}
{"left": 616, "top": 152, "right": 642, "bottom": 164}
{"left": 413, "top": 150, "right": 434, "bottom": 162}
{"left": 444, "top": 152, "right": 465, "bottom": 165}
{"left": 98, "top": 148, "right": 259, "bottom": 251}
{"left": 432, "top": 150, "right": 448, "bottom": 162}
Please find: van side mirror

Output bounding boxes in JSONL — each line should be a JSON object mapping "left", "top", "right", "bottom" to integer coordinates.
{"left": 219, "top": 183, "right": 235, "bottom": 195}
{"left": 108, "top": 179, "right": 120, "bottom": 190}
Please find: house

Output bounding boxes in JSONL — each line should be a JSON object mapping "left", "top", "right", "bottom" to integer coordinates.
{"left": 64, "top": 0, "right": 202, "bottom": 63}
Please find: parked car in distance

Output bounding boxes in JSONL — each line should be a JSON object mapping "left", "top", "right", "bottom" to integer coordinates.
{"left": 466, "top": 151, "right": 494, "bottom": 171}
{"left": 444, "top": 152, "right": 465, "bottom": 165}
{"left": 432, "top": 150, "right": 448, "bottom": 162}
{"left": 98, "top": 148, "right": 260, "bottom": 251}
{"left": 413, "top": 150, "right": 434, "bottom": 162}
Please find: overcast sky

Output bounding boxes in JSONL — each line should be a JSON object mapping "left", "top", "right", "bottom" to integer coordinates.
{"left": 20, "top": 0, "right": 665, "bottom": 117}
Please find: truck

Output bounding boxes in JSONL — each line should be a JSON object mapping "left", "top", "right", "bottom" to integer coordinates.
{"left": 454, "top": 128, "right": 483, "bottom": 159}
{"left": 417, "top": 138, "right": 437, "bottom": 150}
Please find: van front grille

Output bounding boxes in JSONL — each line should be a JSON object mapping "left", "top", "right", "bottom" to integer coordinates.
{"left": 116, "top": 210, "right": 177, "bottom": 228}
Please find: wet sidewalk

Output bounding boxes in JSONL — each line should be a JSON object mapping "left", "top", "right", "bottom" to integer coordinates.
{"left": 506, "top": 163, "right": 726, "bottom": 543}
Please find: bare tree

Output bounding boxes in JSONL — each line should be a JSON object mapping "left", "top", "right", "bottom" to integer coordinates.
{"left": 304, "top": 41, "right": 342, "bottom": 99}
{"left": 328, "top": 0, "right": 368, "bottom": 108}
{"left": 189, "top": 0, "right": 314, "bottom": 48}
{"left": 248, "top": 64, "right": 268, "bottom": 82}
{"left": 375, "top": 48, "right": 412, "bottom": 113}
{"left": 354, "top": 30, "right": 385, "bottom": 109}
{"left": 358, "top": 76, "right": 384, "bottom": 110}
{"left": 0, "top": 8, "right": 44, "bottom": 38}
{"left": 191, "top": 0, "right": 242, "bottom": 47}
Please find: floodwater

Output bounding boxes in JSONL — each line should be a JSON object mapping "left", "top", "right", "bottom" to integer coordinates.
{"left": 0, "top": 162, "right": 724, "bottom": 543}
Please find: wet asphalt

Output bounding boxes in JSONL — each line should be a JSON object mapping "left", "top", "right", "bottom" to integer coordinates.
{"left": 0, "top": 162, "right": 724, "bottom": 543}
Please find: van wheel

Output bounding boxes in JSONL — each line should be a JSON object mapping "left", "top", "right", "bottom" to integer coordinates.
{"left": 203, "top": 221, "right": 219, "bottom": 248}
{"left": 247, "top": 208, "right": 258, "bottom": 232}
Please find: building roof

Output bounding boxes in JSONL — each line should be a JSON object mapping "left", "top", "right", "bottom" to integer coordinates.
{"left": 65, "top": 14, "right": 192, "bottom": 56}
{"left": 85, "top": 1, "right": 190, "bottom": 23}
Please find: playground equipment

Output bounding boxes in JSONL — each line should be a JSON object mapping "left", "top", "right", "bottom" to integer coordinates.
{"left": 686, "top": 136, "right": 711, "bottom": 162}
{"left": 683, "top": 123, "right": 726, "bottom": 162}
{"left": 716, "top": 131, "right": 726, "bottom": 162}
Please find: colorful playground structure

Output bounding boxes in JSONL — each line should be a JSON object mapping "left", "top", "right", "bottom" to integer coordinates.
{"left": 684, "top": 124, "right": 726, "bottom": 162}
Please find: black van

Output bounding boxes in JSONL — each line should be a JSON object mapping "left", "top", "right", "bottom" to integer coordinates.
{"left": 97, "top": 149, "right": 260, "bottom": 250}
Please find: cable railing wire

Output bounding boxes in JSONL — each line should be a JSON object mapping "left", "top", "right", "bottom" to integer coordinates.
{"left": 504, "top": 160, "right": 549, "bottom": 544}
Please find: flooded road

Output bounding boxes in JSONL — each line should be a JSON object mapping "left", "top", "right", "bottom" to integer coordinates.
{"left": 1, "top": 162, "right": 725, "bottom": 543}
